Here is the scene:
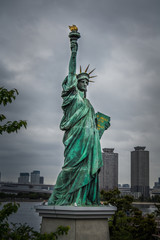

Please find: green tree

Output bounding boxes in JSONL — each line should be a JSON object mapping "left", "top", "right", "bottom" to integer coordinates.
{"left": 155, "top": 201, "right": 160, "bottom": 218}
{"left": 0, "top": 87, "right": 27, "bottom": 134}
{"left": 0, "top": 88, "right": 70, "bottom": 239}
{"left": 0, "top": 202, "right": 69, "bottom": 240}
{"left": 101, "top": 189, "right": 156, "bottom": 240}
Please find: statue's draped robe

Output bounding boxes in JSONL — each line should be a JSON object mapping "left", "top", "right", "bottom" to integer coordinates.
{"left": 48, "top": 74, "right": 103, "bottom": 206}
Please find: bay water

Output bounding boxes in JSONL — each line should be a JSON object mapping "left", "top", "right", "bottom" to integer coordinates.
{"left": 1, "top": 201, "right": 158, "bottom": 232}
{"left": 1, "top": 202, "right": 42, "bottom": 232}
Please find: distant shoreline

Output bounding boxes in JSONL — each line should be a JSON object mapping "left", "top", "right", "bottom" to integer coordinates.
{"left": 133, "top": 202, "right": 160, "bottom": 205}
{"left": 0, "top": 199, "right": 43, "bottom": 202}
{"left": 1, "top": 199, "right": 160, "bottom": 205}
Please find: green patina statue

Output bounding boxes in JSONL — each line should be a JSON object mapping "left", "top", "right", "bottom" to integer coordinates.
{"left": 48, "top": 25, "right": 110, "bottom": 206}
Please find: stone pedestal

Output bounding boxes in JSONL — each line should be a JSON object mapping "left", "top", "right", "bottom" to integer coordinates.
{"left": 36, "top": 205, "right": 116, "bottom": 240}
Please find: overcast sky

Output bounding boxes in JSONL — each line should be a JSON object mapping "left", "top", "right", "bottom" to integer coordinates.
{"left": 0, "top": 0, "right": 160, "bottom": 187}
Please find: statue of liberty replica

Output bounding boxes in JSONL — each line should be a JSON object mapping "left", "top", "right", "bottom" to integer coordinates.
{"left": 48, "top": 25, "right": 110, "bottom": 206}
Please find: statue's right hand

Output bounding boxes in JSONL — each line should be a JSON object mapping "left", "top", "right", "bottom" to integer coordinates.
{"left": 70, "top": 41, "right": 78, "bottom": 53}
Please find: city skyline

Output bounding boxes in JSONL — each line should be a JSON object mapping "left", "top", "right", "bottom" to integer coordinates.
{"left": 0, "top": 0, "right": 160, "bottom": 187}
{"left": 0, "top": 146, "right": 158, "bottom": 188}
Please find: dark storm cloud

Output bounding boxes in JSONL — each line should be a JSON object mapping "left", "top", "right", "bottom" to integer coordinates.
{"left": 0, "top": 61, "right": 15, "bottom": 82}
{"left": 0, "top": 0, "right": 160, "bottom": 186}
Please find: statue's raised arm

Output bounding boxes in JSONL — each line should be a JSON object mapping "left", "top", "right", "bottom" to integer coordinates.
{"left": 68, "top": 25, "right": 80, "bottom": 84}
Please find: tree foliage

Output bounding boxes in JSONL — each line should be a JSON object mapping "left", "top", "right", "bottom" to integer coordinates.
{"left": 155, "top": 202, "right": 160, "bottom": 218}
{"left": 101, "top": 189, "right": 156, "bottom": 240}
{"left": 0, "top": 202, "right": 69, "bottom": 240}
{"left": 0, "top": 87, "right": 27, "bottom": 134}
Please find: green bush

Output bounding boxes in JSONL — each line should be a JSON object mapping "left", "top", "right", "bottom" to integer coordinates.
{"left": 0, "top": 202, "right": 69, "bottom": 240}
{"left": 101, "top": 189, "right": 156, "bottom": 240}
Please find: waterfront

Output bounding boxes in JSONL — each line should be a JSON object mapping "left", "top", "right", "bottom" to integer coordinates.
{"left": 0, "top": 201, "right": 159, "bottom": 232}
{"left": 1, "top": 201, "right": 42, "bottom": 232}
{"left": 133, "top": 202, "right": 158, "bottom": 215}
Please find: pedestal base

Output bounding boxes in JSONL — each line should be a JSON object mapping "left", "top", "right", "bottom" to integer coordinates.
{"left": 36, "top": 205, "right": 116, "bottom": 240}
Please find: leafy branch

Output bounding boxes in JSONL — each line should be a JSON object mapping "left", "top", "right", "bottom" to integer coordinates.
{"left": 0, "top": 87, "right": 27, "bottom": 134}
{"left": 0, "top": 203, "right": 70, "bottom": 239}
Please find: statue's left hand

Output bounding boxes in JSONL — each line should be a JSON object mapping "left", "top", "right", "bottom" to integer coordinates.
{"left": 105, "top": 122, "right": 110, "bottom": 130}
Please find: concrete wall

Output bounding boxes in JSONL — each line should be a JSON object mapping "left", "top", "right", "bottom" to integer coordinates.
{"left": 41, "top": 218, "right": 110, "bottom": 240}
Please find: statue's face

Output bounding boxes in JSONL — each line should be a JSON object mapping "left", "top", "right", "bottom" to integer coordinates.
{"left": 77, "top": 79, "right": 89, "bottom": 92}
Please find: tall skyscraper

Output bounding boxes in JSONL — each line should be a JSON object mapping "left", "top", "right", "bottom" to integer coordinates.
{"left": 131, "top": 146, "right": 149, "bottom": 198}
{"left": 99, "top": 148, "right": 118, "bottom": 191}
{"left": 18, "top": 172, "right": 29, "bottom": 184}
{"left": 31, "top": 170, "right": 40, "bottom": 184}
{"left": 40, "top": 176, "right": 44, "bottom": 184}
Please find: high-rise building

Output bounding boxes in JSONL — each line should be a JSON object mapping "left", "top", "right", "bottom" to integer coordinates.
{"left": 40, "top": 176, "right": 44, "bottom": 184}
{"left": 18, "top": 172, "right": 29, "bottom": 184}
{"left": 31, "top": 170, "right": 40, "bottom": 184}
{"left": 153, "top": 177, "right": 160, "bottom": 189}
{"left": 99, "top": 148, "right": 118, "bottom": 191}
{"left": 131, "top": 146, "right": 149, "bottom": 198}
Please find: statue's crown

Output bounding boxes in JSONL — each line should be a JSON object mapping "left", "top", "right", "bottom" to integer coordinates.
{"left": 77, "top": 65, "right": 97, "bottom": 83}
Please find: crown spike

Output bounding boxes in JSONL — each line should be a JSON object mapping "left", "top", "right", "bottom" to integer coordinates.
{"left": 80, "top": 65, "right": 82, "bottom": 73}
{"left": 85, "top": 64, "right": 90, "bottom": 73}
{"left": 89, "top": 80, "right": 95, "bottom": 83}
{"left": 89, "top": 75, "right": 97, "bottom": 79}
{"left": 88, "top": 68, "right": 96, "bottom": 75}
